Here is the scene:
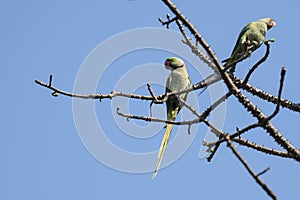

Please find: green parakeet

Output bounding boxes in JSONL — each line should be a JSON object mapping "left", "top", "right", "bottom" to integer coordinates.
{"left": 152, "top": 57, "right": 191, "bottom": 179}
{"left": 222, "top": 18, "right": 276, "bottom": 67}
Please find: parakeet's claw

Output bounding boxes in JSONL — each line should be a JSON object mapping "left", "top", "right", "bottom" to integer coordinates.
{"left": 244, "top": 36, "right": 250, "bottom": 45}
{"left": 264, "top": 38, "right": 275, "bottom": 45}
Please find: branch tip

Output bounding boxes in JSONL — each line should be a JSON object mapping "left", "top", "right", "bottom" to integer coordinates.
{"left": 49, "top": 74, "right": 53, "bottom": 87}
{"left": 256, "top": 167, "right": 270, "bottom": 177}
{"left": 188, "top": 124, "right": 191, "bottom": 135}
{"left": 51, "top": 91, "right": 58, "bottom": 97}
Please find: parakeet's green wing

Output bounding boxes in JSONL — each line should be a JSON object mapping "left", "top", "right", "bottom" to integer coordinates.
{"left": 222, "top": 18, "right": 276, "bottom": 65}
{"left": 165, "top": 72, "right": 191, "bottom": 115}
{"left": 222, "top": 22, "right": 253, "bottom": 63}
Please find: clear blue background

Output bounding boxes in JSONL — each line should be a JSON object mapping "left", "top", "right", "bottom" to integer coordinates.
{"left": 1, "top": 0, "right": 300, "bottom": 199}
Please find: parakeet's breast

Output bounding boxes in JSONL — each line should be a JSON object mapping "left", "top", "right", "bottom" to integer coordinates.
{"left": 167, "top": 68, "right": 190, "bottom": 92}
{"left": 166, "top": 67, "right": 191, "bottom": 113}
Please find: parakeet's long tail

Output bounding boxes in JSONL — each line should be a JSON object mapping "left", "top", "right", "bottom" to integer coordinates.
{"left": 152, "top": 123, "right": 174, "bottom": 179}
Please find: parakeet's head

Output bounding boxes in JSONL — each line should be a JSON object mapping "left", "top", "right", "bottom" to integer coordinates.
{"left": 165, "top": 57, "right": 185, "bottom": 70}
{"left": 258, "top": 18, "right": 276, "bottom": 30}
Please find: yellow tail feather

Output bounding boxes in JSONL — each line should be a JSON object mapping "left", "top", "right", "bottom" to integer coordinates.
{"left": 152, "top": 123, "right": 173, "bottom": 179}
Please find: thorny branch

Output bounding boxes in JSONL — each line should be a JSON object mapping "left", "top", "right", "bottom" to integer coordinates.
{"left": 234, "top": 77, "right": 300, "bottom": 113}
{"left": 225, "top": 135, "right": 277, "bottom": 200}
{"left": 232, "top": 138, "right": 295, "bottom": 159}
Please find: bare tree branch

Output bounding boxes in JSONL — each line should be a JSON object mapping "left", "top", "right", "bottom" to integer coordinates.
{"left": 256, "top": 167, "right": 270, "bottom": 177}
{"left": 176, "top": 95, "right": 223, "bottom": 137}
{"left": 232, "top": 138, "right": 295, "bottom": 159}
{"left": 243, "top": 40, "right": 273, "bottom": 85}
{"left": 263, "top": 67, "right": 286, "bottom": 122}
{"left": 116, "top": 93, "right": 226, "bottom": 134}
{"left": 116, "top": 107, "right": 201, "bottom": 127}
{"left": 35, "top": 75, "right": 206, "bottom": 103}
{"left": 207, "top": 69, "right": 288, "bottom": 163}
{"left": 225, "top": 135, "right": 277, "bottom": 200}
{"left": 158, "top": 14, "right": 177, "bottom": 29}
{"left": 147, "top": 83, "right": 159, "bottom": 117}
{"left": 206, "top": 122, "right": 260, "bottom": 162}
{"left": 206, "top": 135, "right": 223, "bottom": 162}
{"left": 234, "top": 76, "right": 300, "bottom": 113}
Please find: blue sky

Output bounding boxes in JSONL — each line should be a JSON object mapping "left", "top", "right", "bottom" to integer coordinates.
{"left": 1, "top": 1, "right": 300, "bottom": 199}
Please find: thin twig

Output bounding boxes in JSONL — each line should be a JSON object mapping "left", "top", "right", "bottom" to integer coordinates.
{"left": 177, "top": 95, "right": 223, "bottom": 136}
{"left": 232, "top": 138, "right": 294, "bottom": 159}
{"left": 264, "top": 67, "right": 286, "bottom": 122}
{"left": 256, "top": 167, "right": 270, "bottom": 177}
{"left": 116, "top": 107, "right": 201, "bottom": 126}
{"left": 225, "top": 135, "right": 277, "bottom": 200}
{"left": 198, "top": 92, "right": 233, "bottom": 161}
{"left": 206, "top": 122, "right": 260, "bottom": 162}
{"left": 206, "top": 135, "right": 223, "bottom": 162}
{"left": 117, "top": 93, "right": 226, "bottom": 137}
{"left": 175, "top": 19, "right": 218, "bottom": 74}
{"left": 158, "top": 14, "right": 177, "bottom": 29}
{"left": 147, "top": 83, "right": 159, "bottom": 117}
{"left": 35, "top": 79, "right": 116, "bottom": 99}
{"left": 35, "top": 75, "right": 207, "bottom": 103}
{"left": 243, "top": 40, "right": 272, "bottom": 85}
{"left": 49, "top": 74, "right": 53, "bottom": 86}
{"left": 147, "top": 82, "right": 158, "bottom": 102}
{"left": 202, "top": 92, "right": 232, "bottom": 119}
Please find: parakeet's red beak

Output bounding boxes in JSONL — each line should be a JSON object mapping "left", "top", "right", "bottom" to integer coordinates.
{"left": 165, "top": 60, "right": 172, "bottom": 70}
{"left": 268, "top": 20, "right": 276, "bottom": 28}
